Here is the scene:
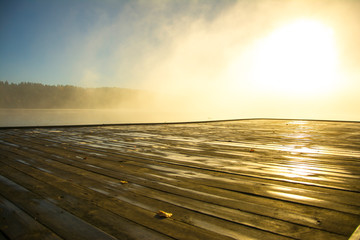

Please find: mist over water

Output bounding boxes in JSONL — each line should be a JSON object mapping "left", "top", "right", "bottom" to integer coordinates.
{"left": 0, "top": 106, "right": 357, "bottom": 128}
{"left": 0, "top": 109, "right": 206, "bottom": 127}
{"left": 1, "top": 0, "right": 360, "bottom": 125}
{"left": 105, "top": 1, "right": 355, "bottom": 121}
{"left": 89, "top": 0, "right": 359, "bottom": 123}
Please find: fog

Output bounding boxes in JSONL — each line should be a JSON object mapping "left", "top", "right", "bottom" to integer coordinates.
{"left": 110, "top": 0, "right": 360, "bottom": 122}
{"left": 1, "top": 0, "right": 360, "bottom": 125}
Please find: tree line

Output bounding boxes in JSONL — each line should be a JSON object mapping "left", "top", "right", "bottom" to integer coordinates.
{"left": 0, "top": 81, "right": 149, "bottom": 109}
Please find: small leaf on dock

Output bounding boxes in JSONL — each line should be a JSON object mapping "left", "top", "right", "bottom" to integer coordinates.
{"left": 156, "top": 210, "right": 172, "bottom": 218}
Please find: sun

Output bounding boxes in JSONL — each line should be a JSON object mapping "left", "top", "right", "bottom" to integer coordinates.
{"left": 250, "top": 19, "right": 339, "bottom": 97}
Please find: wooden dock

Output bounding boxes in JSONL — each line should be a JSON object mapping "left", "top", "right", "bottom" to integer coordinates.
{"left": 0, "top": 119, "right": 359, "bottom": 239}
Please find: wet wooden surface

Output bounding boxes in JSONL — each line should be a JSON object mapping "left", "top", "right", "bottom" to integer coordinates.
{"left": 0, "top": 119, "right": 359, "bottom": 240}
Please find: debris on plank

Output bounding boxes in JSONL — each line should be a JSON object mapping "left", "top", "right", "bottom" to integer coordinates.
{"left": 156, "top": 210, "right": 172, "bottom": 218}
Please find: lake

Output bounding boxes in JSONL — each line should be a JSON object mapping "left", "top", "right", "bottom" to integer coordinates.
{"left": 0, "top": 108, "right": 214, "bottom": 127}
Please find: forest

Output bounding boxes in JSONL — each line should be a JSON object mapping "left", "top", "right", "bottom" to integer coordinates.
{"left": 0, "top": 81, "right": 149, "bottom": 109}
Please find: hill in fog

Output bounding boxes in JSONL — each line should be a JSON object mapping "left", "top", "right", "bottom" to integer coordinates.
{"left": 0, "top": 81, "right": 150, "bottom": 109}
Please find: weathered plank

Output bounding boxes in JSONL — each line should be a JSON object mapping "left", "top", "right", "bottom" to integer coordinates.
{"left": 0, "top": 119, "right": 359, "bottom": 239}
{"left": 0, "top": 194, "right": 62, "bottom": 240}
{"left": 0, "top": 175, "right": 117, "bottom": 240}
{"left": 1, "top": 143, "right": 357, "bottom": 237}
{"left": 0, "top": 148, "right": 290, "bottom": 240}
{"left": 0, "top": 162, "right": 173, "bottom": 240}
{"left": 349, "top": 225, "right": 360, "bottom": 240}
{"left": 0, "top": 161, "right": 238, "bottom": 240}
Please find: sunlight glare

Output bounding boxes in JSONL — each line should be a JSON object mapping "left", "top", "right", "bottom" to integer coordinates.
{"left": 251, "top": 19, "right": 339, "bottom": 96}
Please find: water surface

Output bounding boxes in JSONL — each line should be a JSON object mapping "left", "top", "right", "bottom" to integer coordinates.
{"left": 0, "top": 108, "right": 202, "bottom": 127}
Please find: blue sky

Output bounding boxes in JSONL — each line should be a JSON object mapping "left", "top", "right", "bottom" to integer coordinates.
{"left": 0, "top": 0, "right": 233, "bottom": 87}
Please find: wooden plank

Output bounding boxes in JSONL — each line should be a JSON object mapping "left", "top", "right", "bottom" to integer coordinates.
{"left": 0, "top": 119, "right": 359, "bottom": 240}
{"left": 16, "top": 131, "right": 360, "bottom": 198}
{"left": 0, "top": 153, "right": 290, "bottom": 240}
{"left": 0, "top": 194, "right": 62, "bottom": 240}
{"left": 0, "top": 162, "right": 173, "bottom": 240}
{"left": 0, "top": 146, "right": 354, "bottom": 239}
{"left": 0, "top": 232, "right": 9, "bottom": 240}
{"left": 349, "top": 225, "right": 360, "bottom": 240}
{"left": 4, "top": 137, "right": 359, "bottom": 216}
{"left": 1, "top": 139, "right": 359, "bottom": 237}
{"left": 0, "top": 157, "right": 314, "bottom": 239}
{"left": 0, "top": 157, "right": 243, "bottom": 240}
{"left": 0, "top": 175, "right": 117, "bottom": 240}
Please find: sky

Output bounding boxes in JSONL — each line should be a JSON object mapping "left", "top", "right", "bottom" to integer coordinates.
{"left": 1, "top": 0, "right": 360, "bottom": 121}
